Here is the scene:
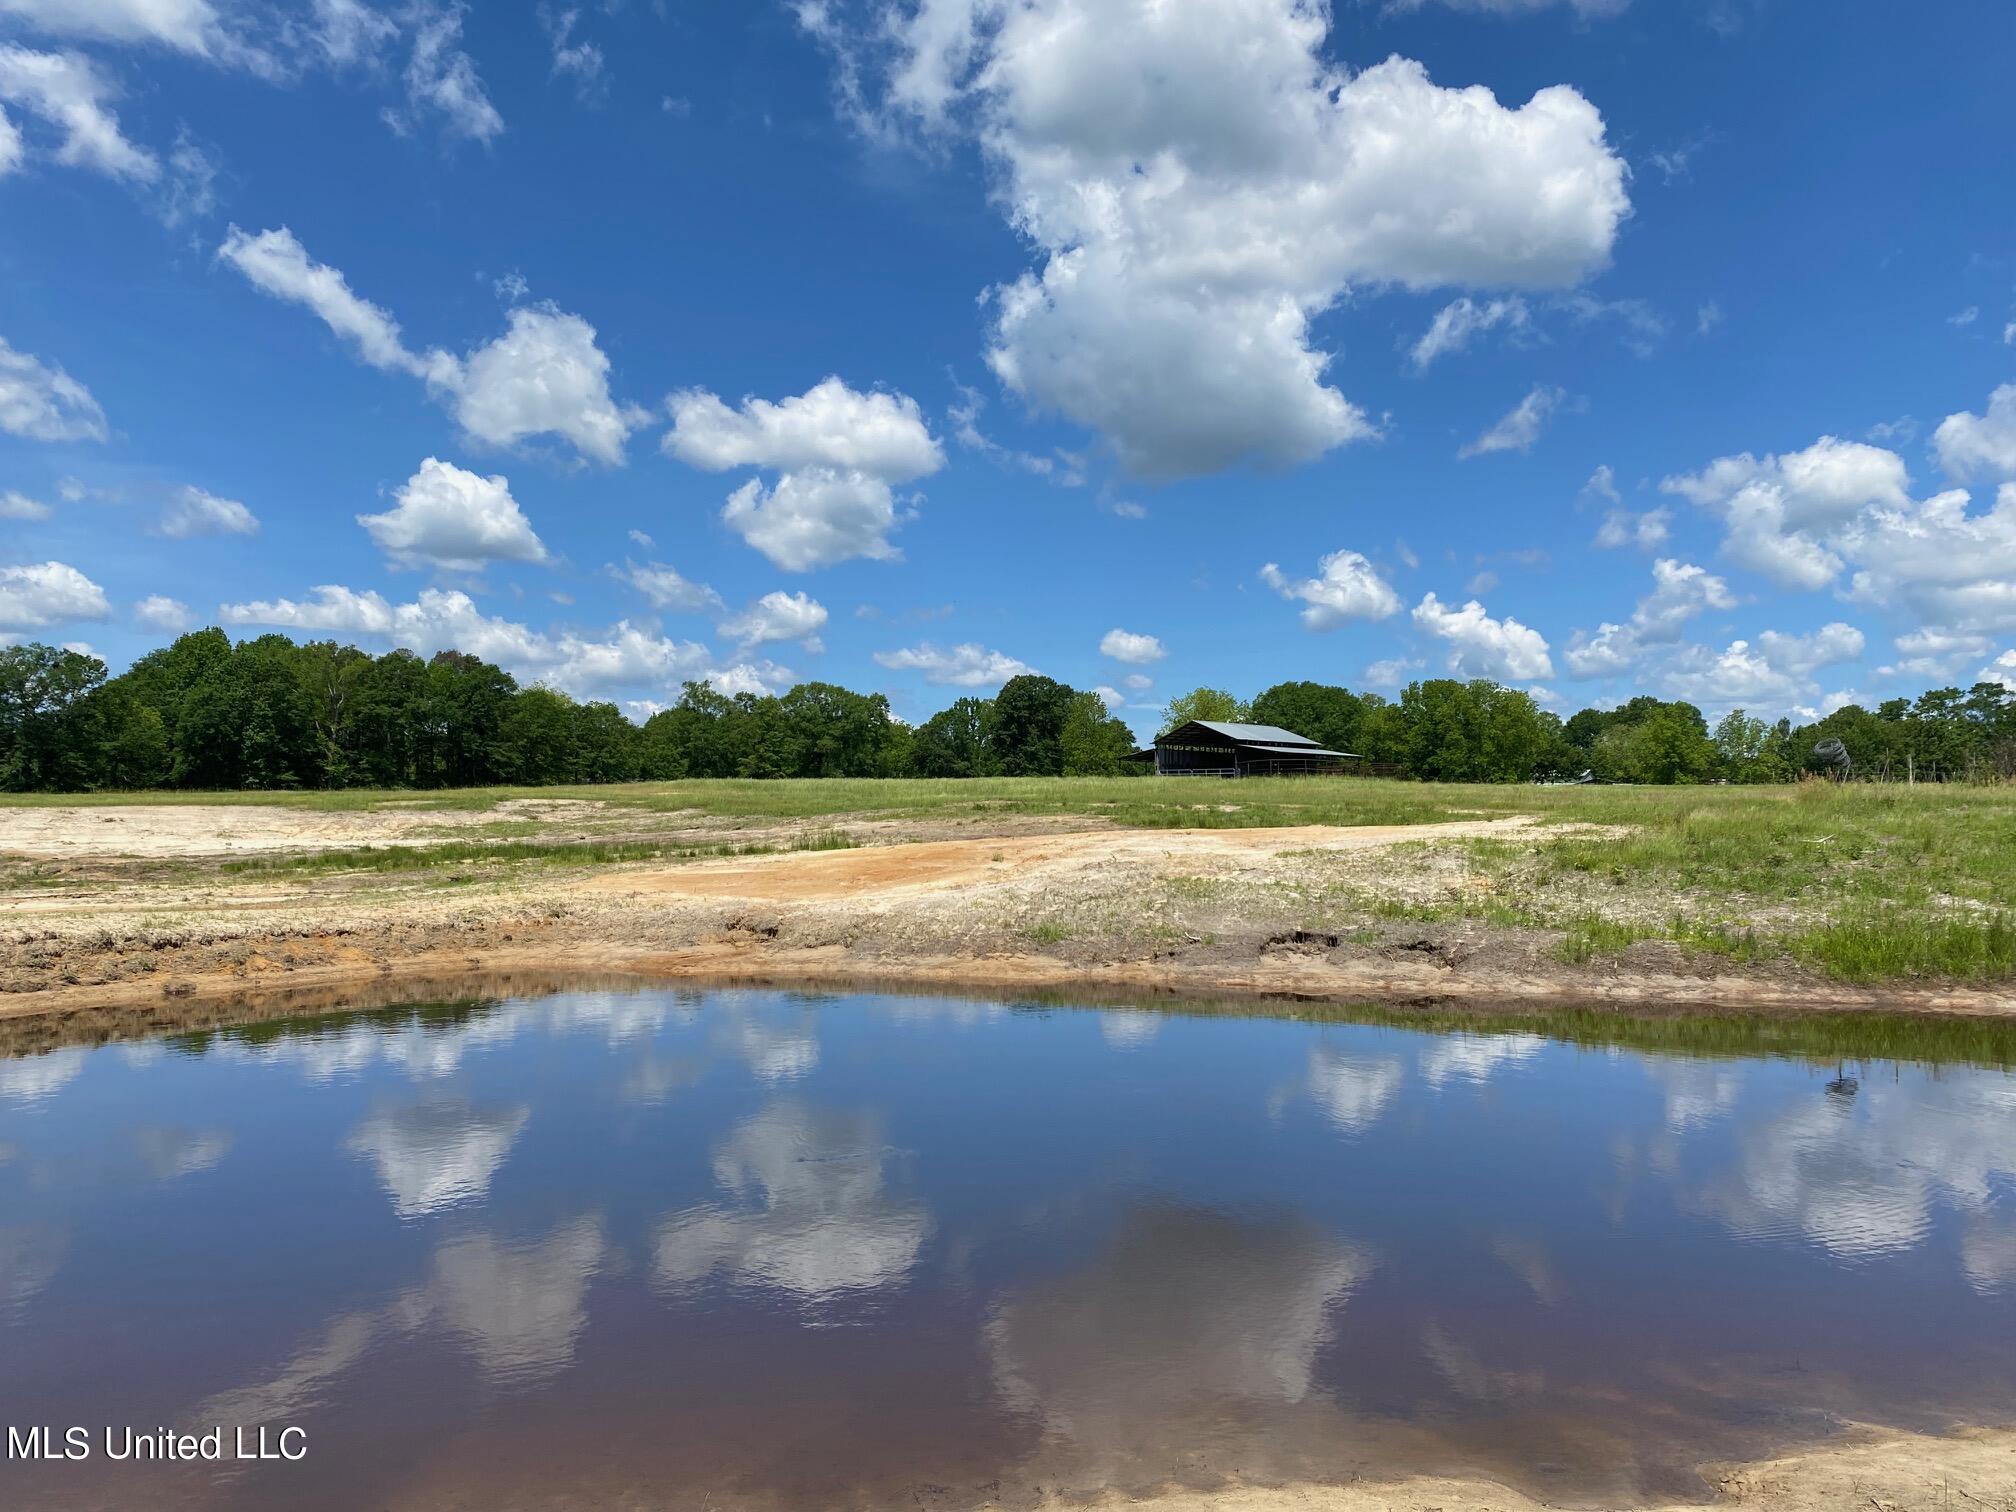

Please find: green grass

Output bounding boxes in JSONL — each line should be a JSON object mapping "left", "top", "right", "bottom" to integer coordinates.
{"left": 1494, "top": 784, "right": 2016, "bottom": 982}
{"left": 1791, "top": 905, "right": 2016, "bottom": 983}
{"left": 1227, "top": 779, "right": 2016, "bottom": 985}
{"left": 1553, "top": 913, "right": 1656, "bottom": 964}
{"left": 9, "top": 775, "right": 2016, "bottom": 985}
{"left": 1290, "top": 1000, "right": 2016, "bottom": 1070}
{"left": 0, "top": 774, "right": 1502, "bottom": 825}
{"left": 217, "top": 828, "right": 856, "bottom": 876}
{"left": 155, "top": 987, "right": 2016, "bottom": 1073}
{"left": 0, "top": 786, "right": 512, "bottom": 812}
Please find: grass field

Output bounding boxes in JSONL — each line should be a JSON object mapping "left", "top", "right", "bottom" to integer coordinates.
{"left": 155, "top": 991, "right": 2016, "bottom": 1072}
{"left": 6, "top": 777, "right": 2015, "bottom": 986}
{"left": 0, "top": 774, "right": 1483, "bottom": 823}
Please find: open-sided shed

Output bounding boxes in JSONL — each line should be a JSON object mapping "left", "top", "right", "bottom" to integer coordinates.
{"left": 1141, "top": 720, "right": 1360, "bottom": 777}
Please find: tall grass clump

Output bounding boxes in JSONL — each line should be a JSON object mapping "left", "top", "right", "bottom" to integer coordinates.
{"left": 221, "top": 829, "right": 857, "bottom": 877}
{"left": 1793, "top": 906, "right": 2016, "bottom": 983}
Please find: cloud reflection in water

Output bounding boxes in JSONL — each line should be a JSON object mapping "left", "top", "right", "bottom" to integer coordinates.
{"left": 655, "top": 1100, "right": 929, "bottom": 1305}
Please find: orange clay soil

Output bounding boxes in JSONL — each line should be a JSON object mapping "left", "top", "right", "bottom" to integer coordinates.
{"left": 6, "top": 808, "right": 2016, "bottom": 1022}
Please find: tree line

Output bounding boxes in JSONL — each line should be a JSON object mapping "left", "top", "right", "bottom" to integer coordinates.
{"left": 2, "top": 630, "right": 2013, "bottom": 792}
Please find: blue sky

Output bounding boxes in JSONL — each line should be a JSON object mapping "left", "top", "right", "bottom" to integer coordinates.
{"left": 3, "top": 0, "right": 2015, "bottom": 737}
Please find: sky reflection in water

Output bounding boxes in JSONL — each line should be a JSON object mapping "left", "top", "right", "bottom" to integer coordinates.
{"left": 2, "top": 988, "right": 2014, "bottom": 1510}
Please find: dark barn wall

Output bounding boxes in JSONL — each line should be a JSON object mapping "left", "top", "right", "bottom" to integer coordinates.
{"left": 1155, "top": 738, "right": 1241, "bottom": 775}
{"left": 1151, "top": 723, "right": 1353, "bottom": 777}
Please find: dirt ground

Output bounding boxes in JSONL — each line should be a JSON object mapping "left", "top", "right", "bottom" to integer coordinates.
{"left": 5, "top": 797, "right": 2014, "bottom": 1023}
{"left": 5, "top": 804, "right": 2015, "bottom": 1511}
{"left": 0, "top": 797, "right": 620, "bottom": 858}
{"left": 571, "top": 818, "right": 1534, "bottom": 901}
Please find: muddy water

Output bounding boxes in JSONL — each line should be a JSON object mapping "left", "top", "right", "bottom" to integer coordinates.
{"left": 2, "top": 988, "right": 2014, "bottom": 1511}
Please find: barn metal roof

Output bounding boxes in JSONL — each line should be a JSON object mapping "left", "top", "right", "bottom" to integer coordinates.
{"left": 1187, "top": 720, "right": 1325, "bottom": 746}
{"left": 1240, "top": 741, "right": 1358, "bottom": 759}
{"left": 1150, "top": 721, "right": 1361, "bottom": 759}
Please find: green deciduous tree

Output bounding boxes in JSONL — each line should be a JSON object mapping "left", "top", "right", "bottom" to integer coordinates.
{"left": 910, "top": 697, "right": 994, "bottom": 777}
{"left": 1061, "top": 691, "right": 1140, "bottom": 775}
{"left": 1597, "top": 703, "right": 1717, "bottom": 784}
{"left": 6, "top": 626, "right": 2011, "bottom": 794}
{"left": 1158, "top": 686, "right": 1249, "bottom": 734}
{"left": 989, "top": 674, "right": 1078, "bottom": 776}
{"left": 1394, "top": 679, "right": 1553, "bottom": 782}
{"left": 1248, "top": 681, "right": 1366, "bottom": 751}
{"left": 0, "top": 644, "right": 109, "bottom": 791}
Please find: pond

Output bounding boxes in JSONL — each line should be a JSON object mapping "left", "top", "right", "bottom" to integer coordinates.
{"left": 2, "top": 986, "right": 2014, "bottom": 1510}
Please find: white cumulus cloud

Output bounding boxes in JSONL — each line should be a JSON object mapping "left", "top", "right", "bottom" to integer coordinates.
{"left": 312, "top": 0, "right": 398, "bottom": 66}
{"left": 0, "top": 45, "right": 158, "bottom": 183}
{"left": 1934, "top": 382, "right": 2016, "bottom": 482}
{"left": 1661, "top": 434, "right": 1909, "bottom": 590}
{"left": 1413, "top": 592, "right": 1554, "bottom": 680}
{"left": 0, "top": 0, "right": 226, "bottom": 54}
{"left": 1392, "top": 0, "right": 1630, "bottom": 14}
{"left": 1654, "top": 624, "right": 1864, "bottom": 715}
{"left": 0, "top": 334, "right": 108, "bottom": 442}
{"left": 1099, "top": 628, "right": 1166, "bottom": 664}
{"left": 1877, "top": 628, "right": 1992, "bottom": 682}
{"left": 1593, "top": 505, "right": 1671, "bottom": 551}
{"left": 218, "top": 586, "right": 720, "bottom": 700}
{"left": 1408, "top": 296, "right": 1530, "bottom": 371}
{"left": 613, "top": 559, "right": 722, "bottom": 614}
{"left": 1364, "top": 655, "right": 1425, "bottom": 686}
{"left": 455, "top": 306, "right": 643, "bottom": 465}
{"left": 390, "top": 2, "right": 503, "bottom": 142}
{"left": 1659, "top": 409, "right": 2016, "bottom": 648}
{"left": 665, "top": 377, "right": 944, "bottom": 570}
{"left": 701, "top": 659, "right": 798, "bottom": 697}
{"left": 717, "top": 471, "right": 903, "bottom": 574}
{"left": 1565, "top": 558, "right": 1735, "bottom": 677}
{"left": 804, "top": 0, "right": 1629, "bottom": 479}
{"left": 217, "top": 228, "right": 640, "bottom": 465}
{"left": 217, "top": 225, "right": 450, "bottom": 380}
{"left": 134, "top": 594, "right": 192, "bottom": 631}
{"left": 1259, "top": 551, "right": 1402, "bottom": 630}
{"left": 1755, "top": 621, "right": 1865, "bottom": 675}
{"left": 719, "top": 590, "right": 829, "bottom": 651}
{"left": 0, "top": 560, "right": 111, "bottom": 630}
{"left": 873, "top": 641, "right": 1032, "bottom": 687}
{"left": 665, "top": 376, "right": 942, "bottom": 475}
{"left": 1841, "top": 485, "right": 2016, "bottom": 637}
{"left": 358, "top": 458, "right": 548, "bottom": 570}
{"left": 1459, "top": 384, "right": 1565, "bottom": 458}
{"left": 160, "top": 484, "right": 258, "bottom": 539}
{"left": 0, "top": 489, "right": 50, "bottom": 520}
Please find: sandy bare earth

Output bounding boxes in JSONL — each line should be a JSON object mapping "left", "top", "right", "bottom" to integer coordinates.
{"left": 4, "top": 800, "right": 2016, "bottom": 1022}
{"left": 571, "top": 819, "right": 1533, "bottom": 901}
{"left": 0, "top": 798, "right": 611, "bottom": 858}
{"left": 5, "top": 807, "right": 2016, "bottom": 1511}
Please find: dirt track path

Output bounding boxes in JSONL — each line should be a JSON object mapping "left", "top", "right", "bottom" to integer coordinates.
{"left": 575, "top": 818, "right": 1535, "bottom": 902}
{"left": 10, "top": 809, "right": 2016, "bottom": 1022}
{"left": 0, "top": 798, "right": 610, "bottom": 859}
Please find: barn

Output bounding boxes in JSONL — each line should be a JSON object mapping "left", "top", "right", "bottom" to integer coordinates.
{"left": 1142, "top": 720, "right": 1360, "bottom": 778}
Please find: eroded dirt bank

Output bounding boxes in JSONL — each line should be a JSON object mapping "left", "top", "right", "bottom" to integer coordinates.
{"left": 6, "top": 807, "right": 2016, "bottom": 1512}
{"left": 4, "top": 802, "right": 2014, "bottom": 1022}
